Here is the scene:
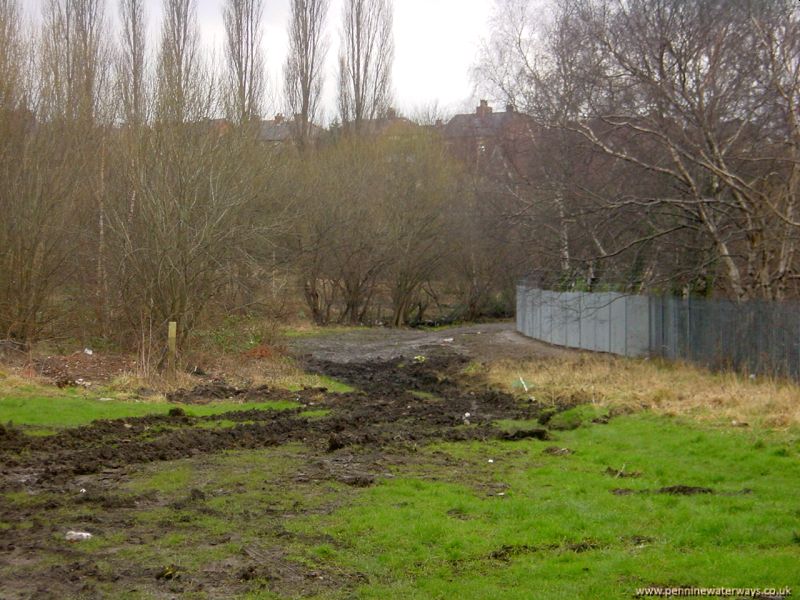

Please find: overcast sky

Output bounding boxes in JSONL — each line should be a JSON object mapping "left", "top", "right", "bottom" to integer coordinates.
{"left": 25, "top": 0, "right": 494, "bottom": 121}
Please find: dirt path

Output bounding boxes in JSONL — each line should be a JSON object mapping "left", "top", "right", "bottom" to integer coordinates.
{"left": 290, "top": 321, "right": 571, "bottom": 364}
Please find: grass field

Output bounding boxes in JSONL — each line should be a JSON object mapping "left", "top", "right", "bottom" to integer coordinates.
{"left": 1, "top": 330, "right": 798, "bottom": 599}
{"left": 298, "top": 414, "right": 800, "bottom": 599}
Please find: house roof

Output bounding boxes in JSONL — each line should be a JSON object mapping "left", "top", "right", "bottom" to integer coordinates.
{"left": 443, "top": 108, "right": 536, "bottom": 140}
{"left": 259, "top": 116, "right": 325, "bottom": 143}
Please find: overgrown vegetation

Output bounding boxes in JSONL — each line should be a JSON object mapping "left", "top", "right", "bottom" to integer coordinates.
{"left": 0, "top": 0, "right": 521, "bottom": 366}
{"left": 487, "top": 354, "right": 800, "bottom": 429}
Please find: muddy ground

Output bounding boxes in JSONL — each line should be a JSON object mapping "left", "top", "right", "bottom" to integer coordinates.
{"left": 0, "top": 323, "right": 568, "bottom": 599}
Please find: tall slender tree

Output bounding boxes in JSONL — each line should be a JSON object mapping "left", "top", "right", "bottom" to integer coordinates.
{"left": 284, "top": 0, "right": 329, "bottom": 147}
{"left": 157, "top": 0, "right": 201, "bottom": 123}
{"left": 118, "top": 0, "right": 147, "bottom": 125}
{"left": 223, "top": 0, "right": 265, "bottom": 124}
{"left": 337, "top": 0, "right": 394, "bottom": 130}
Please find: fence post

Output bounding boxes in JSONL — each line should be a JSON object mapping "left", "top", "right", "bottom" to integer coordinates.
{"left": 168, "top": 321, "right": 177, "bottom": 373}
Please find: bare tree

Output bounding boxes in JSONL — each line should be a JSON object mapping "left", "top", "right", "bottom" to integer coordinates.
{"left": 157, "top": 0, "right": 204, "bottom": 123}
{"left": 475, "top": 0, "right": 800, "bottom": 300}
{"left": 41, "top": 0, "right": 111, "bottom": 123}
{"left": 0, "top": 0, "right": 22, "bottom": 110}
{"left": 337, "top": 0, "right": 393, "bottom": 129}
{"left": 223, "top": 0, "right": 265, "bottom": 124}
{"left": 118, "top": 0, "right": 148, "bottom": 125}
{"left": 284, "top": 0, "right": 329, "bottom": 147}
{"left": 0, "top": 1, "right": 80, "bottom": 342}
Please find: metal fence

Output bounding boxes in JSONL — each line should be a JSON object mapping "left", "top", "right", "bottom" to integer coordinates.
{"left": 517, "top": 285, "right": 800, "bottom": 379}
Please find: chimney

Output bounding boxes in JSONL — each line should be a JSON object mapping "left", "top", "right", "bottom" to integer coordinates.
{"left": 477, "top": 100, "right": 493, "bottom": 118}
{"left": 506, "top": 103, "right": 515, "bottom": 113}
{"left": 274, "top": 113, "right": 284, "bottom": 124}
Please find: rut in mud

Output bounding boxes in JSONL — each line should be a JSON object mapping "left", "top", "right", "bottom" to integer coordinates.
{"left": 0, "top": 351, "right": 557, "bottom": 492}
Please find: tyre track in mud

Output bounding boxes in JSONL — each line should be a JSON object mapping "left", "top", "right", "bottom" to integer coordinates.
{"left": 0, "top": 350, "right": 560, "bottom": 492}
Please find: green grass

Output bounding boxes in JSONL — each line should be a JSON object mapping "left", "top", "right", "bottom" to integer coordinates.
{"left": 300, "top": 409, "right": 332, "bottom": 419}
{"left": 4, "top": 369, "right": 799, "bottom": 598}
{"left": 292, "top": 414, "right": 800, "bottom": 599}
{"left": 410, "top": 390, "right": 440, "bottom": 401}
{"left": 0, "top": 395, "right": 299, "bottom": 429}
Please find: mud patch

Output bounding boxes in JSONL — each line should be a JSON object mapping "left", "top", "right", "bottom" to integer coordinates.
{"left": 612, "top": 486, "right": 716, "bottom": 496}
{"left": 542, "top": 446, "right": 574, "bottom": 456}
{"left": 166, "top": 382, "right": 278, "bottom": 404}
{"left": 489, "top": 544, "right": 538, "bottom": 561}
{"left": 657, "top": 485, "right": 714, "bottom": 496}
{"left": 604, "top": 467, "right": 642, "bottom": 479}
{"left": 34, "top": 352, "right": 137, "bottom": 387}
{"left": 499, "top": 428, "right": 550, "bottom": 441}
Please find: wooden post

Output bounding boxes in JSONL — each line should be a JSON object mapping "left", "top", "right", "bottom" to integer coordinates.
{"left": 168, "top": 321, "right": 177, "bottom": 373}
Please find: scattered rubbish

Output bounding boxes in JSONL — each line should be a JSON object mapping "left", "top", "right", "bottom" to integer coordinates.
{"left": 83, "top": 348, "right": 93, "bottom": 356}
{"left": 65, "top": 531, "right": 93, "bottom": 542}
{"left": 413, "top": 355, "right": 426, "bottom": 363}
{"left": 98, "top": 397, "right": 113, "bottom": 402}
{"left": 79, "top": 488, "right": 86, "bottom": 494}
{"left": 464, "top": 412, "right": 471, "bottom": 418}
{"left": 487, "top": 459, "right": 494, "bottom": 464}
{"left": 442, "top": 338, "right": 454, "bottom": 344}
{"left": 512, "top": 377, "right": 531, "bottom": 392}
{"left": 123, "top": 423, "right": 133, "bottom": 429}
{"left": 156, "top": 564, "right": 182, "bottom": 581}
{"left": 496, "top": 492, "right": 505, "bottom": 497}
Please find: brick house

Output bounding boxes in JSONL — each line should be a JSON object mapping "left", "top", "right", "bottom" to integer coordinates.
{"left": 441, "top": 100, "right": 538, "bottom": 183}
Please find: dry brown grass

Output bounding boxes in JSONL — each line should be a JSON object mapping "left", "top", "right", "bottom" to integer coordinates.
{"left": 0, "top": 350, "right": 324, "bottom": 402}
{"left": 486, "top": 353, "right": 800, "bottom": 429}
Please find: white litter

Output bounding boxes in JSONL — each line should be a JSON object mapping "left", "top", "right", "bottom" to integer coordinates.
{"left": 442, "top": 338, "right": 454, "bottom": 344}
{"left": 66, "top": 531, "right": 93, "bottom": 542}
{"left": 83, "top": 348, "right": 93, "bottom": 356}
{"left": 79, "top": 488, "right": 86, "bottom": 494}
{"left": 488, "top": 459, "right": 494, "bottom": 464}
{"left": 518, "top": 376, "right": 529, "bottom": 393}
{"left": 464, "top": 412, "right": 471, "bottom": 418}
